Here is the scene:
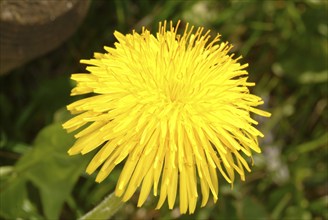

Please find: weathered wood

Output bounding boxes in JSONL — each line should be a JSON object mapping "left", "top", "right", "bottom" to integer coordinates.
{"left": 0, "top": 0, "right": 90, "bottom": 75}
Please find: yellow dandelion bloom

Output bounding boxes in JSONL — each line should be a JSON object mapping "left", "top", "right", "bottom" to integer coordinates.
{"left": 63, "top": 20, "right": 271, "bottom": 214}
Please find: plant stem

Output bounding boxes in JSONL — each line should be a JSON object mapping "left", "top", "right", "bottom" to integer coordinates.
{"left": 79, "top": 192, "right": 124, "bottom": 220}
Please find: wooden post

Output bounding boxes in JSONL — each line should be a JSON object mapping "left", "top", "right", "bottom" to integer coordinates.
{"left": 0, "top": 0, "right": 90, "bottom": 75}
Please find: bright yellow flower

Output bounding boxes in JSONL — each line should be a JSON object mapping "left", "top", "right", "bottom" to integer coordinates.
{"left": 63, "top": 20, "right": 271, "bottom": 214}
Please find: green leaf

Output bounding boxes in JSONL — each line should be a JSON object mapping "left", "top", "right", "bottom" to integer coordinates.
{"left": 0, "top": 178, "right": 28, "bottom": 218}
{"left": 1, "top": 123, "right": 92, "bottom": 220}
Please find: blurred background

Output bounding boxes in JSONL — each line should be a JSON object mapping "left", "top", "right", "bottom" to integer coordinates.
{"left": 0, "top": 0, "right": 327, "bottom": 219}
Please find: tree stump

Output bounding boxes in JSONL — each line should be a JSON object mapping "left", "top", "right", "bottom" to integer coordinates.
{"left": 0, "top": 0, "right": 90, "bottom": 75}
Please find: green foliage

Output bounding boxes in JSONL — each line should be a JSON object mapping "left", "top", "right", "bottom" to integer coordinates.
{"left": 0, "top": 0, "right": 327, "bottom": 219}
{"left": 0, "top": 122, "right": 92, "bottom": 219}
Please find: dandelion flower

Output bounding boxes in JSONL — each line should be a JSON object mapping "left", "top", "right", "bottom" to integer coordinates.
{"left": 63, "top": 20, "right": 271, "bottom": 214}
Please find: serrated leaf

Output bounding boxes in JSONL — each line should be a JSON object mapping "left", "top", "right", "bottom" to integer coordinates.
{"left": 2, "top": 123, "right": 92, "bottom": 220}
